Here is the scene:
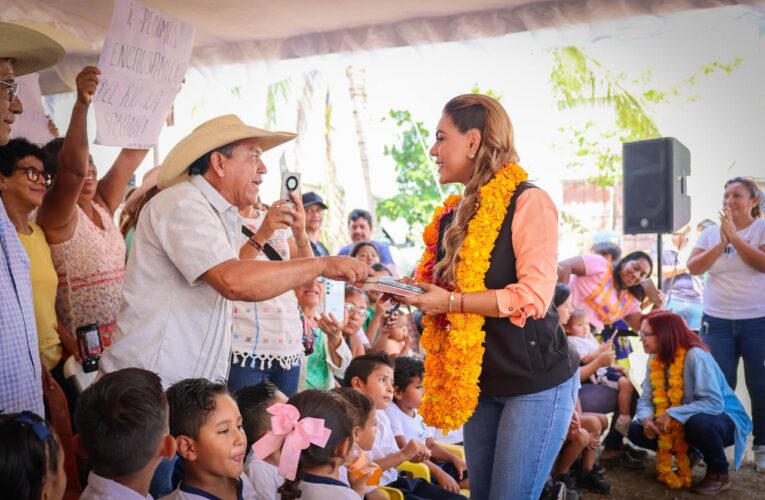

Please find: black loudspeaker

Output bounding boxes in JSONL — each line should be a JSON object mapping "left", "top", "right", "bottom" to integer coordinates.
{"left": 623, "top": 137, "right": 691, "bottom": 234}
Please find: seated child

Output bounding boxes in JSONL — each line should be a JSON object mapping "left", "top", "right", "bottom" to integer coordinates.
{"left": 0, "top": 412, "right": 66, "bottom": 500}
{"left": 343, "top": 285, "right": 372, "bottom": 358}
{"left": 163, "top": 378, "right": 256, "bottom": 499}
{"left": 332, "top": 387, "right": 380, "bottom": 484}
{"left": 388, "top": 357, "right": 468, "bottom": 492}
{"left": 365, "top": 264, "right": 410, "bottom": 356}
{"left": 552, "top": 399, "right": 610, "bottom": 496}
{"left": 252, "top": 389, "right": 367, "bottom": 499}
{"left": 236, "top": 381, "right": 288, "bottom": 500}
{"left": 565, "top": 308, "right": 634, "bottom": 435}
{"left": 76, "top": 368, "right": 176, "bottom": 499}
{"left": 345, "top": 352, "right": 466, "bottom": 499}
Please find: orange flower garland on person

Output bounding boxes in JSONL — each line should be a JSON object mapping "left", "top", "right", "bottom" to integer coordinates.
{"left": 650, "top": 347, "right": 692, "bottom": 489}
{"left": 414, "top": 163, "right": 528, "bottom": 431}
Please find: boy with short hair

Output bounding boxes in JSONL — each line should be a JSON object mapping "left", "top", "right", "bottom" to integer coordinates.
{"left": 236, "top": 381, "right": 288, "bottom": 500}
{"left": 162, "top": 378, "right": 256, "bottom": 499}
{"left": 76, "top": 368, "right": 177, "bottom": 499}
{"left": 388, "top": 357, "right": 469, "bottom": 492}
{"left": 345, "top": 353, "right": 466, "bottom": 499}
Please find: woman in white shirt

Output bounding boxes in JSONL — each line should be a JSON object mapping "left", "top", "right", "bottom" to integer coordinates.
{"left": 687, "top": 176, "right": 765, "bottom": 473}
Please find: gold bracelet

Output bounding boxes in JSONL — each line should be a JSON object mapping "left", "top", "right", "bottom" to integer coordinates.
{"left": 449, "top": 291, "right": 455, "bottom": 313}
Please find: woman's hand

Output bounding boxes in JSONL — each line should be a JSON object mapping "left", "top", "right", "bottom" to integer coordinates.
{"left": 397, "top": 282, "right": 451, "bottom": 315}
{"left": 316, "top": 312, "right": 343, "bottom": 343}
{"left": 719, "top": 208, "right": 736, "bottom": 244}
{"left": 641, "top": 417, "right": 659, "bottom": 439}
{"left": 75, "top": 66, "right": 100, "bottom": 106}
{"left": 655, "top": 412, "right": 673, "bottom": 433}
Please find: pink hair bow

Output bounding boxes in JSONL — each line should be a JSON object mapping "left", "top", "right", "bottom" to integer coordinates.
{"left": 251, "top": 403, "right": 332, "bottom": 481}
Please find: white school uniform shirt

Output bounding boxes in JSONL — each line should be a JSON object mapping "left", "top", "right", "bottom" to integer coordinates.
{"left": 370, "top": 409, "right": 402, "bottom": 486}
{"left": 160, "top": 474, "right": 257, "bottom": 500}
{"left": 299, "top": 473, "right": 360, "bottom": 499}
{"left": 385, "top": 403, "right": 433, "bottom": 442}
{"left": 80, "top": 471, "right": 152, "bottom": 500}
{"left": 100, "top": 176, "right": 241, "bottom": 388}
{"left": 243, "top": 453, "right": 283, "bottom": 500}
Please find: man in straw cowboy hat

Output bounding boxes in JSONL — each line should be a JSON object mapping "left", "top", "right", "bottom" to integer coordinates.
{"left": 99, "top": 114, "right": 371, "bottom": 389}
{"left": 0, "top": 22, "right": 64, "bottom": 415}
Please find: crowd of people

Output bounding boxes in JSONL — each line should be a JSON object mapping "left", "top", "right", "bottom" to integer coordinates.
{"left": 1, "top": 20, "right": 764, "bottom": 500}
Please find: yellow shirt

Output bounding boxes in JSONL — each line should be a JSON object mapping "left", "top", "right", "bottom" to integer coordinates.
{"left": 18, "top": 223, "right": 62, "bottom": 370}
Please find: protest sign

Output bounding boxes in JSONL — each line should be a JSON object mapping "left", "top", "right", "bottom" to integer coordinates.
{"left": 95, "top": 0, "right": 195, "bottom": 148}
{"left": 10, "top": 73, "right": 55, "bottom": 146}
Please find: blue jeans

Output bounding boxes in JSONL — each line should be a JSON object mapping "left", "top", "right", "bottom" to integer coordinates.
{"left": 666, "top": 297, "right": 703, "bottom": 331}
{"left": 628, "top": 413, "right": 735, "bottom": 473}
{"left": 227, "top": 356, "right": 302, "bottom": 396}
{"left": 463, "top": 373, "right": 578, "bottom": 500}
{"left": 701, "top": 314, "right": 765, "bottom": 445}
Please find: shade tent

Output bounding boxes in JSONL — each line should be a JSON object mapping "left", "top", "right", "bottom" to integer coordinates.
{"left": 0, "top": 0, "right": 754, "bottom": 94}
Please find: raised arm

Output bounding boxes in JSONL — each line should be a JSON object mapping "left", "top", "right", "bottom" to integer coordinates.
{"left": 37, "top": 67, "right": 98, "bottom": 240}
{"left": 95, "top": 148, "right": 150, "bottom": 215}
{"left": 558, "top": 256, "right": 586, "bottom": 284}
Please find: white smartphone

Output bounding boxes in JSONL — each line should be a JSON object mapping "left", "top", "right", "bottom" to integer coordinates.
{"left": 322, "top": 278, "right": 345, "bottom": 320}
{"left": 280, "top": 171, "right": 301, "bottom": 204}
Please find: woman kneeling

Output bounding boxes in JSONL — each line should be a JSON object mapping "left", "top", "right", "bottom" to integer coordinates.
{"left": 630, "top": 311, "right": 751, "bottom": 495}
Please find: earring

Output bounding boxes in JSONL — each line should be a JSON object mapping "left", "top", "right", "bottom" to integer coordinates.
{"left": 467, "top": 152, "right": 475, "bottom": 160}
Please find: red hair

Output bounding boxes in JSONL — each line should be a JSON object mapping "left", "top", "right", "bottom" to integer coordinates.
{"left": 642, "top": 310, "right": 709, "bottom": 364}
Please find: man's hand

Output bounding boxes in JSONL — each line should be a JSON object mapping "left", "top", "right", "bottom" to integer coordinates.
{"left": 320, "top": 256, "right": 371, "bottom": 285}
{"left": 76, "top": 66, "right": 100, "bottom": 106}
{"left": 256, "top": 199, "right": 299, "bottom": 242}
{"left": 641, "top": 417, "right": 660, "bottom": 439}
{"left": 289, "top": 191, "right": 308, "bottom": 243}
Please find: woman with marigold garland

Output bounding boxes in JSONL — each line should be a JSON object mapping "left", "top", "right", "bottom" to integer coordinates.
{"left": 398, "top": 94, "right": 579, "bottom": 499}
{"left": 631, "top": 310, "right": 751, "bottom": 496}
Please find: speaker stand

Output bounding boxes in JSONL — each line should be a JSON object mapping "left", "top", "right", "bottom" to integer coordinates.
{"left": 656, "top": 233, "right": 662, "bottom": 291}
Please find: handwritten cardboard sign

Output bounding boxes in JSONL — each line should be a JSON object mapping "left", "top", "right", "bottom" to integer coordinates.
{"left": 10, "top": 73, "right": 55, "bottom": 146}
{"left": 95, "top": 0, "right": 195, "bottom": 148}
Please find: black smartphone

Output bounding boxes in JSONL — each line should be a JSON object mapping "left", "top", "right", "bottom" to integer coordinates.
{"left": 76, "top": 323, "right": 103, "bottom": 373}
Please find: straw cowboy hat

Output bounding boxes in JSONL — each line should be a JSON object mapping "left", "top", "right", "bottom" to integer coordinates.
{"left": 158, "top": 114, "right": 297, "bottom": 189}
{"left": 0, "top": 22, "right": 65, "bottom": 76}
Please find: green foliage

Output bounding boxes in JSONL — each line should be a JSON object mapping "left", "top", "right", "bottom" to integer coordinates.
{"left": 377, "top": 110, "right": 460, "bottom": 241}
{"left": 470, "top": 85, "right": 503, "bottom": 102}
{"left": 265, "top": 78, "right": 291, "bottom": 129}
{"left": 551, "top": 47, "right": 741, "bottom": 188}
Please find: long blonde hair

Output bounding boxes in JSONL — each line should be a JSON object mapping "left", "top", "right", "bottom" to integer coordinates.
{"left": 433, "top": 94, "right": 520, "bottom": 287}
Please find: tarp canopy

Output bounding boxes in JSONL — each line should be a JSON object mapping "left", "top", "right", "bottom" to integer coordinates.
{"left": 0, "top": 0, "right": 754, "bottom": 93}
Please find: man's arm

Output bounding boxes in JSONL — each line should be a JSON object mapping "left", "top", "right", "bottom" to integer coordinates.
{"left": 201, "top": 256, "right": 369, "bottom": 302}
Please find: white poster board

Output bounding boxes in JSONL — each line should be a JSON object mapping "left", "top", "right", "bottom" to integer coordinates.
{"left": 95, "top": 0, "right": 195, "bottom": 148}
{"left": 9, "top": 73, "right": 55, "bottom": 146}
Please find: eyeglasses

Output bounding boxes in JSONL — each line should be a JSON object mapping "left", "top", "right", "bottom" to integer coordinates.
{"left": 0, "top": 80, "right": 19, "bottom": 102}
{"left": 344, "top": 303, "right": 369, "bottom": 318}
{"left": 15, "top": 166, "right": 52, "bottom": 187}
{"left": 638, "top": 330, "right": 656, "bottom": 338}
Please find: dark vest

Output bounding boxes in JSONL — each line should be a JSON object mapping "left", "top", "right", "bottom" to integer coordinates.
{"left": 438, "top": 182, "right": 577, "bottom": 397}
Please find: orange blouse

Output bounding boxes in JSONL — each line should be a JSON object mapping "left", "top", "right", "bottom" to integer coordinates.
{"left": 494, "top": 188, "right": 558, "bottom": 328}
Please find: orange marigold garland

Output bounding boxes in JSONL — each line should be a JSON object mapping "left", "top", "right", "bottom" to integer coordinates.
{"left": 414, "top": 164, "right": 528, "bottom": 432}
{"left": 650, "top": 347, "right": 692, "bottom": 489}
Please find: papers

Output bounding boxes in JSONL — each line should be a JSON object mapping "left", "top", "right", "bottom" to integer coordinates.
{"left": 9, "top": 73, "right": 55, "bottom": 146}
{"left": 94, "top": 0, "right": 195, "bottom": 148}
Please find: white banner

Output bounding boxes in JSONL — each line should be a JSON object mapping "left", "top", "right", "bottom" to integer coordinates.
{"left": 9, "top": 73, "right": 55, "bottom": 146}
{"left": 95, "top": 0, "right": 194, "bottom": 148}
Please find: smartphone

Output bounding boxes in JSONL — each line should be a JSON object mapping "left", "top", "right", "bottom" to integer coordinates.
{"left": 280, "top": 171, "right": 301, "bottom": 204}
{"left": 76, "top": 323, "right": 103, "bottom": 373}
{"left": 321, "top": 278, "right": 345, "bottom": 320}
